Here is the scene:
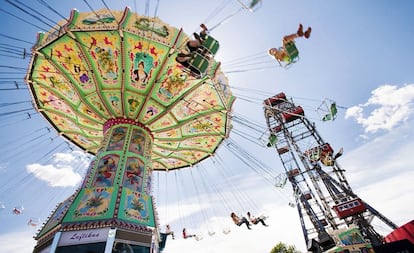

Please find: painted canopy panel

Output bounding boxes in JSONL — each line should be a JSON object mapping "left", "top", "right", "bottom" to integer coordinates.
{"left": 26, "top": 8, "right": 234, "bottom": 170}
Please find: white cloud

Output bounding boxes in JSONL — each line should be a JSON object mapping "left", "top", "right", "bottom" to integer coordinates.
{"left": 25, "top": 151, "right": 88, "bottom": 187}
{"left": 26, "top": 163, "right": 82, "bottom": 187}
{"left": 341, "top": 122, "right": 413, "bottom": 186}
{"left": 339, "top": 122, "right": 414, "bottom": 227}
{"left": 53, "top": 151, "right": 80, "bottom": 163}
{"left": 345, "top": 84, "right": 414, "bottom": 133}
{"left": 160, "top": 202, "right": 210, "bottom": 225}
{"left": 0, "top": 230, "right": 36, "bottom": 251}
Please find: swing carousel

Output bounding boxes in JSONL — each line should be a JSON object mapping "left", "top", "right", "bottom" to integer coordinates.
{"left": 25, "top": 7, "right": 234, "bottom": 253}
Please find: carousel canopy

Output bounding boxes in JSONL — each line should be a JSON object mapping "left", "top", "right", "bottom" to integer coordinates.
{"left": 25, "top": 7, "right": 235, "bottom": 171}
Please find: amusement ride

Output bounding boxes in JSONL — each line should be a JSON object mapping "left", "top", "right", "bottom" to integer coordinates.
{"left": 0, "top": 1, "right": 413, "bottom": 253}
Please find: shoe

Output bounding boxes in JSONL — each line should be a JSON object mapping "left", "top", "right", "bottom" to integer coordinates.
{"left": 304, "top": 27, "right": 312, "bottom": 39}
{"left": 200, "top": 23, "right": 208, "bottom": 31}
{"left": 297, "top": 24, "right": 304, "bottom": 37}
{"left": 333, "top": 147, "right": 343, "bottom": 160}
{"left": 193, "top": 32, "right": 201, "bottom": 41}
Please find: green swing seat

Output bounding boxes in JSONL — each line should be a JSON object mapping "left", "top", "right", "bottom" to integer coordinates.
{"left": 187, "top": 52, "right": 210, "bottom": 78}
{"left": 200, "top": 35, "right": 220, "bottom": 56}
{"left": 278, "top": 41, "right": 299, "bottom": 68}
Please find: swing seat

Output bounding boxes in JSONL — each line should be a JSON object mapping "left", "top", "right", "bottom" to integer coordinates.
{"left": 187, "top": 52, "right": 210, "bottom": 78}
{"left": 237, "top": 0, "right": 262, "bottom": 12}
{"left": 285, "top": 41, "right": 299, "bottom": 60}
{"left": 274, "top": 173, "right": 287, "bottom": 188}
{"left": 266, "top": 134, "right": 277, "bottom": 147}
{"left": 321, "top": 102, "right": 338, "bottom": 121}
{"left": 260, "top": 214, "right": 268, "bottom": 220}
{"left": 222, "top": 228, "right": 231, "bottom": 234}
{"left": 200, "top": 35, "right": 220, "bottom": 56}
{"left": 278, "top": 41, "right": 299, "bottom": 68}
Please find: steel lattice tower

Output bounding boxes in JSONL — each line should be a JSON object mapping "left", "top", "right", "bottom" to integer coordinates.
{"left": 263, "top": 92, "right": 398, "bottom": 252}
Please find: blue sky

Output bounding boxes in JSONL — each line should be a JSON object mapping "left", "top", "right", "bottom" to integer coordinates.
{"left": 1, "top": 0, "right": 414, "bottom": 252}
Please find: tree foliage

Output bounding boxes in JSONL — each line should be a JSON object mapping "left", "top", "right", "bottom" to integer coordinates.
{"left": 270, "top": 242, "right": 302, "bottom": 253}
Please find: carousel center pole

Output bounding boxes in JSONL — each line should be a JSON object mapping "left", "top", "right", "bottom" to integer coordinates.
{"left": 46, "top": 118, "right": 157, "bottom": 253}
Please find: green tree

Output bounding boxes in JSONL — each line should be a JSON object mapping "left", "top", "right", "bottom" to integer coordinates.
{"left": 270, "top": 242, "right": 302, "bottom": 253}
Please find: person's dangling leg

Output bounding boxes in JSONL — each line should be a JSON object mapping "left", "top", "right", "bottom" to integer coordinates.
{"left": 259, "top": 218, "right": 269, "bottom": 227}
{"left": 304, "top": 27, "right": 312, "bottom": 39}
{"left": 283, "top": 34, "right": 299, "bottom": 44}
{"left": 297, "top": 24, "right": 304, "bottom": 37}
{"left": 244, "top": 218, "right": 252, "bottom": 229}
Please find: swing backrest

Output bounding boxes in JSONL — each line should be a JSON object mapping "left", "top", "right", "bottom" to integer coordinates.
{"left": 201, "top": 35, "right": 220, "bottom": 56}
{"left": 276, "top": 41, "right": 299, "bottom": 68}
{"left": 330, "top": 103, "right": 338, "bottom": 118}
{"left": 285, "top": 41, "right": 299, "bottom": 62}
{"left": 188, "top": 52, "right": 210, "bottom": 78}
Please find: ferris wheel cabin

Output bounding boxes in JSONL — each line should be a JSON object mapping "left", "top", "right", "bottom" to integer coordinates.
{"left": 282, "top": 105, "right": 304, "bottom": 123}
{"left": 263, "top": 92, "right": 287, "bottom": 106}
{"left": 333, "top": 198, "right": 367, "bottom": 219}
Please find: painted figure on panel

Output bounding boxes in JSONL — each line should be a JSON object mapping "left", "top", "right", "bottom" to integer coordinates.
{"left": 93, "top": 155, "right": 118, "bottom": 187}
{"left": 107, "top": 126, "right": 126, "bottom": 151}
{"left": 123, "top": 157, "right": 144, "bottom": 191}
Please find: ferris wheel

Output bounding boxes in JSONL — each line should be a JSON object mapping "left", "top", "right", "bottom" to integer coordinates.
{"left": 263, "top": 92, "right": 399, "bottom": 252}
